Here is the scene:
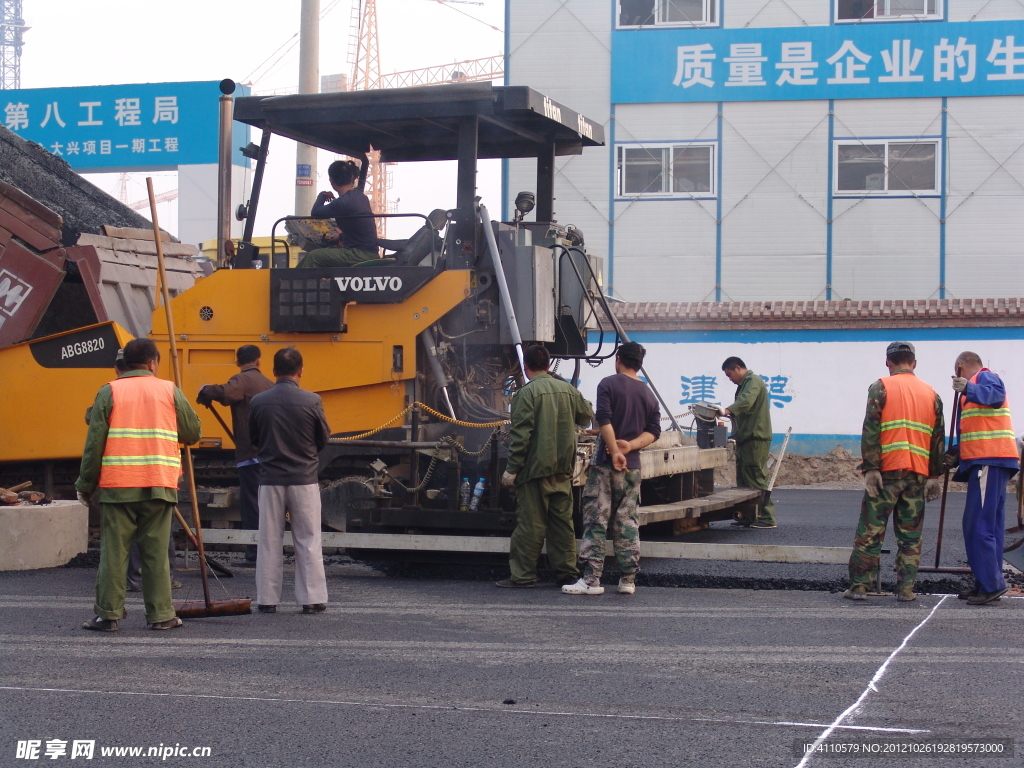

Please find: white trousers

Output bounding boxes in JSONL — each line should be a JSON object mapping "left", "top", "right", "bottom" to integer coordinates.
{"left": 256, "top": 484, "right": 328, "bottom": 606}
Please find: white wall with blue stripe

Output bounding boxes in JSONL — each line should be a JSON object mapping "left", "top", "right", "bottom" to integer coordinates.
{"left": 579, "top": 328, "right": 1024, "bottom": 455}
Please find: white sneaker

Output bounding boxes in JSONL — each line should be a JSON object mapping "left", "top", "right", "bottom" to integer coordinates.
{"left": 618, "top": 578, "right": 636, "bottom": 595}
{"left": 561, "top": 578, "right": 604, "bottom": 595}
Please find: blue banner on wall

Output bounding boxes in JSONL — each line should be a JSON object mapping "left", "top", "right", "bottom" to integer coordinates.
{"left": 1, "top": 81, "right": 250, "bottom": 171}
{"left": 612, "top": 20, "right": 1024, "bottom": 103}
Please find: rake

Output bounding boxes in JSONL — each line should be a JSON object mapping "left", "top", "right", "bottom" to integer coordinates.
{"left": 147, "top": 178, "right": 251, "bottom": 618}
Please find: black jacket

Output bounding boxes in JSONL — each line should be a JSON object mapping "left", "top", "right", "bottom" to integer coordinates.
{"left": 248, "top": 378, "right": 331, "bottom": 485}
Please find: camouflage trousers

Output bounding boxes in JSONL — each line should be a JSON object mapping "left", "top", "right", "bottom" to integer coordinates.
{"left": 578, "top": 465, "right": 642, "bottom": 585}
{"left": 848, "top": 472, "right": 927, "bottom": 590}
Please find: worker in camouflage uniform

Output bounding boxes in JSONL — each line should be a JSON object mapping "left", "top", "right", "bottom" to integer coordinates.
{"left": 564, "top": 342, "right": 661, "bottom": 596}
{"left": 845, "top": 341, "right": 944, "bottom": 602}
{"left": 498, "top": 345, "right": 593, "bottom": 588}
{"left": 719, "top": 357, "right": 777, "bottom": 528}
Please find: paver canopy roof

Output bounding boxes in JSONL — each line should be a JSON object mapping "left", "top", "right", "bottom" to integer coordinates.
{"left": 233, "top": 82, "right": 604, "bottom": 162}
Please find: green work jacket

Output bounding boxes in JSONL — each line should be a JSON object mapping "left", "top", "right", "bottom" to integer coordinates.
{"left": 506, "top": 372, "right": 593, "bottom": 485}
{"left": 727, "top": 370, "right": 773, "bottom": 443}
{"left": 75, "top": 370, "right": 202, "bottom": 504}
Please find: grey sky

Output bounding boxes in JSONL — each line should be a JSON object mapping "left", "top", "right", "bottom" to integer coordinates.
{"left": 19, "top": 0, "right": 504, "bottom": 241}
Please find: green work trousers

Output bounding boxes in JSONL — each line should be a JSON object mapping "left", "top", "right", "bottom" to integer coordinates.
{"left": 508, "top": 474, "right": 579, "bottom": 585}
{"left": 735, "top": 439, "right": 776, "bottom": 525}
{"left": 95, "top": 499, "right": 175, "bottom": 624}
{"left": 296, "top": 247, "right": 379, "bottom": 268}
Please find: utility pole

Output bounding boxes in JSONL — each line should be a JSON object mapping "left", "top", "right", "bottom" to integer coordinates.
{"left": 0, "top": 0, "right": 27, "bottom": 90}
{"left": 294, "top": 0, "right": 319, "bottom": 215}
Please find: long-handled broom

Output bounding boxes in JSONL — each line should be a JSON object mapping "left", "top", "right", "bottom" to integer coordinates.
{"left": 147, "top": 178, "right": 251, "bottom": 618}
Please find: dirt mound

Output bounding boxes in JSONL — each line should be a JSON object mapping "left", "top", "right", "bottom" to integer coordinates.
{"left": 713, "top": 444, "right": 983, "bottom": 492}
{"left": 715, "top": 445, "right": 863, "bottom": 490}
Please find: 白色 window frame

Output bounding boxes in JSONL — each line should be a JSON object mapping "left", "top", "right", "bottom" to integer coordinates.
{"left": 616, "top": 141, "right": 718, "bottom": 200}
{"left": 832, "top": 137, "right": 942, "bottom": 197}
{"left": 834, "top": 0, "right": 944, "bottom": 24}
{"left": 617, "top": 0, "right": 720, "bottom": 29}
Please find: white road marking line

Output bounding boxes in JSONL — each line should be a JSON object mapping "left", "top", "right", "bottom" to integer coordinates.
{"left": 792, "top": 594, "right": 950, "bottom": 768}
{"left": 693, "top": 717, "right": 927, "bottom": 734}
{"left": 0, "top": 685, "right": 928, "bottom": 733}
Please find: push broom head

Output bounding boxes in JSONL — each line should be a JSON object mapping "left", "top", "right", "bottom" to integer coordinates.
{"left": 174, "top": 598, "right": 252, "bottom": 618}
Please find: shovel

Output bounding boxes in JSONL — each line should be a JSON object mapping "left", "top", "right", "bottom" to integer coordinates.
{"left": 147, "top": 178, "right": 251, "bottom": 619}
{"left": 919, "top": 397, "right": 971, "bottom": 574}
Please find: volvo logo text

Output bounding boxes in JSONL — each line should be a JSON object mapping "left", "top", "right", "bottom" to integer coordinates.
{"left": 335, "top": 276, "right": 404, "bottom": 292}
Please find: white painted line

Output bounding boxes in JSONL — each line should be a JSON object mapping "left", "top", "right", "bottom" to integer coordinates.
{"left": 693, "top": 717, "right": 927, "bottom": 734}
{"left": 792, "top": 595, "right": 950, "bottom": 768}
{"left": 0, "top": 685, "right": 927, "bottom": 733}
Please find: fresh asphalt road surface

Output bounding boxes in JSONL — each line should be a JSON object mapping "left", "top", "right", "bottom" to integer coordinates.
{"left": 1, "top": 490, "right": 1022, "bottom": 768}
{"left": 640, "top": 489, "right": 1008, "bottom": 590}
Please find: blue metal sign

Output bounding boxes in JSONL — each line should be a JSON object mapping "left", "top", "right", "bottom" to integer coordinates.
{"left": 612, "top": 20, "right": 1024, "bottom": 103}
{"left": 1, "top": 80, "right": 250, "bottom": 171}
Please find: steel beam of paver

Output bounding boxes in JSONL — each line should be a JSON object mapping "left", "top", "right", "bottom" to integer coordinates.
{"left": 199, "top": 530, "right": 853, "bottom": 563}
{"left": 638, "top": 488, "right": 760, "bottom": 525}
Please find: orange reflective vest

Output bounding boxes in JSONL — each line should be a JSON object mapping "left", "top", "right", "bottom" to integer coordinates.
{"left": 880, "top": 373, "right": 937, "bottom": 476}
{"left": 959, "top": 369, "right": 1017, "bottom": 461}
{"left": 98, "top": 376, "right": 181, "bottom": 489}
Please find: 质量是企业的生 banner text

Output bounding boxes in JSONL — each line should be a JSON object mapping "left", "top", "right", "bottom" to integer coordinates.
{"left": 612, "top": 20, "right": 1024, "bottom": 103}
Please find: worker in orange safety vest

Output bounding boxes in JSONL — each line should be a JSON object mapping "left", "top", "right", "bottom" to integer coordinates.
{"left": 75, "top": 338, "right": 201, "bottom": 632}
{"left": 845, "top": 341, "right": 945, "bottom": 603}
{"left": 945, "top": 351, "right": 1019, "bottom": 605}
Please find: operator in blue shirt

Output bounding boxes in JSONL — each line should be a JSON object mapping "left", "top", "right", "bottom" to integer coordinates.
{"left": 296, "top": 160, "right": 380, "bottom": 268}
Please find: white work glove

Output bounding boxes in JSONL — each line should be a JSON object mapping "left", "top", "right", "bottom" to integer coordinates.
{"left": 76, "top": 491, "right": 92, "bottom": 507}
{"left": 715, "top": 404, "right": 728, "bottom": 416}
{"left": 864, "top": 470, "right": 883, "bottom": 498}
{"left": 951, "top": 376, "right": 968, "bottom": 393}
{"left": 501, "top": 471, "right": 517, "bottom": 488}
{"left": 924, "top": 478, "right": 943, "bottom": 502}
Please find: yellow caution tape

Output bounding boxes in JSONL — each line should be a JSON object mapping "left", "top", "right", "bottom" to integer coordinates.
{"left": 331, "top": 402, "right": 509, "bottom": 443}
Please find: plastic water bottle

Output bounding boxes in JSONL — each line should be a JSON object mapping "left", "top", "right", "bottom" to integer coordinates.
{"left": 459, "top": 478, "right": 472, "bottom": 511}
{"left": 469, "top": 477, "right": 486, "bottom": 511}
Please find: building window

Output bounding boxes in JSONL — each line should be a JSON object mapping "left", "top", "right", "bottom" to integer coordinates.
{"left": 834, "top": 140, "right": 939, "bottom": 195}
{"left": 617, "top": 143, "right": 715, "bottom": 197}
{"left": 835, "top": 0, "right": 942, "bottom": 22}
{"left": 618, "top": 0, "right": 718, "bottom": 27}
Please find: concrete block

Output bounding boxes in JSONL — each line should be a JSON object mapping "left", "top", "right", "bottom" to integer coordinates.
{"left": 0, "top": 501, "right": 88, "bottom": 571}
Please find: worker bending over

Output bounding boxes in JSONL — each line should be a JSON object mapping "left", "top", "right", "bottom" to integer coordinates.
{"left": 498, "top": 345, "right": 593, "bottom": 588}
{"left": 297, "top": 160, "right": 380, "bottom": 268}
{"left": 719, "top": 357, "right": 777, "bottom": 528}
{"left": 946, "top": 351, "right": 1018, "bottom": 605}
{"left": 197, "top": 345, "right": 274, "bottom": 564}
{"left": 845, "top": 342, "right": 944, "bottom": 602}
{"left": 77, "top": 338, "right": 201, "bottom": 631}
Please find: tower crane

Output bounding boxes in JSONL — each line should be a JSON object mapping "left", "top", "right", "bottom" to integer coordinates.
{"left": 346, "top": 0, "right": 502, "bottom": 237}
